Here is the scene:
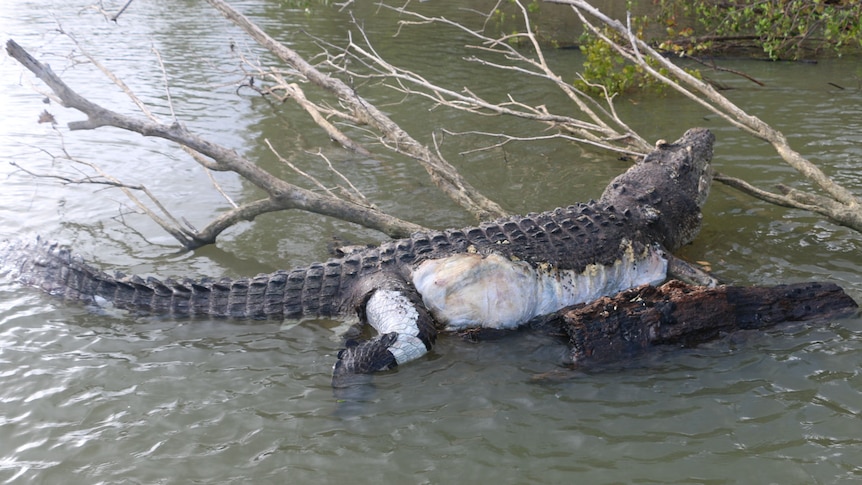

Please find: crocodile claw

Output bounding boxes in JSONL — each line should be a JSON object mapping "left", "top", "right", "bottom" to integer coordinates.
{"left": 331, "top": 332, "right": 399, "bottom": 387}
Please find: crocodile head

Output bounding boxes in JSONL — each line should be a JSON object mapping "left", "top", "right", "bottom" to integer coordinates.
{"left": 599, "top": 128, "right": 715, "bottom": 252}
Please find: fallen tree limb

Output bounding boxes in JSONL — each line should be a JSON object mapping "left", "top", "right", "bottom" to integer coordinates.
{"left": 335, "top": 1, "right": 653, "bottom": 157}
{"left": 561, "top": 280, "right": 858, "bottom": 366}
{"left": 205, "top": 0, "right": 507, "bottom": 221}
{"left": 5, "top": 38, "right": 426, "bottom": 249}
{"left": 548, "top": 0, "right": 862, "bottom": 233}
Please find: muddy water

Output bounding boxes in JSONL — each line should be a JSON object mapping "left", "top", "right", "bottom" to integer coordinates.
{"left": 1, "top": 1, "right": 861, "bottom": 483}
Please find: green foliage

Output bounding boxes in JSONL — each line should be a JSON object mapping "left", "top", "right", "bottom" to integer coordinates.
{"left": 576, "top": 28, "right": 662, "bottom": 96}
{"left": 652, "top": 0, "right": 862, "bottom": 60}
{"left": 575, "top": 0, "right": 859, "bottom": 96}
{"left": 575, "top": 23, "right": 701, "bottom": 97}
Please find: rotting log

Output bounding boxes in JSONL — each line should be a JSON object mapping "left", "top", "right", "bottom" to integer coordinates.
{"left": 561, "top": 280, "right": 858, "bottom": 366}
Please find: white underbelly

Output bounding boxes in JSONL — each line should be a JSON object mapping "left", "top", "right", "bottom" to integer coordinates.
{"left": 411, "top": 243, "right": 667, "bottom": 331}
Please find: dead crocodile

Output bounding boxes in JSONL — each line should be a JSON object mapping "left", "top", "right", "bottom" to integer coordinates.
{"left": 0, "top": 128, "right": 715, "bottom": 385}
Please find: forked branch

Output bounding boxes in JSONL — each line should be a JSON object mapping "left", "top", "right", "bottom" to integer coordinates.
{"left": 328, "top": 1, "right": 652, "bottom": 157}
{"left": 205, "top": 0, "right": 508, "bottom": 221}
{"left": 6, "top": 38, "right": 426, "bottom": 249}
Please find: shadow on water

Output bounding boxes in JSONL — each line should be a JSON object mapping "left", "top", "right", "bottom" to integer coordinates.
{"left": 331, "top": 374, "right": 382, "bottom": 418}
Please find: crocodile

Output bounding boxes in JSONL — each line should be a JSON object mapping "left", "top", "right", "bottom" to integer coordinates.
{"left": 0, "top": 128, "right": 715, "bottom": 386}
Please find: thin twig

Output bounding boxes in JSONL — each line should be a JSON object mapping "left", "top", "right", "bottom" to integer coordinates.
{"left": 151, "top": 46, "right": 177, "bottom": 121}
{"left": 110, "top": 0, "right": 134, "bottom": 22}
{"left": 308, "top": 149, "right": 373, "bottom": 207}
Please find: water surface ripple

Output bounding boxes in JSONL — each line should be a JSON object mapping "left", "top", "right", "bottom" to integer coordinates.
{"left": 2, "top": 1, "right": 862, "bottom": 483}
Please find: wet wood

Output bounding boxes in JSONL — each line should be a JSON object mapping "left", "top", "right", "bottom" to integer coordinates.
{"left": 561, "top": 280, "right": 858, "bottom": 365}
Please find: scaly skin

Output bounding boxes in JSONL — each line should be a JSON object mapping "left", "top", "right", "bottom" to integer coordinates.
{"left": 0, "top": 128, "right": 715, "bottom": 385}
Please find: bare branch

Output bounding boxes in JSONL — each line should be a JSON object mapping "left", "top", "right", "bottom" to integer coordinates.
{"left": 11, "top": 0, "right": 857, "bottom": 257}
{"left": 6, "top": 38, "right": 426, "bottom": 249}
{"left": 11, "top": 139, "right": 197, "bottom": 247}
{"left": 548, "top": 0, "right": 862, "bottom": 232}
{"left": 308, "top": 149, "right": 374, "bottom": 208}
{"left": 683, "top": 55, "right": 766, "bottom": 87}
{"left": 713, "top": 173, "right": 821, "bottom": 211}
{"left": 151, "top": 46, "right": 177, "bottom": 122}
{"left": 205, "top": 0, "right": 507, "bottom": 220}
{"left": 279, "top": 81, "right": 372, "bottom": 156}
{"left": 110, "top": 0, "right": 135, "bottom": 22}
{"left": 335, "top": 1, "right": 651, "bottom": 156}
{"left": 59, "top": 27, "right": 236, "bottom": 214}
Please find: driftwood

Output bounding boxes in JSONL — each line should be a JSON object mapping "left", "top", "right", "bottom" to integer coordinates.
{"left": 561, "top": 280, "right": 858, "bottom": 366}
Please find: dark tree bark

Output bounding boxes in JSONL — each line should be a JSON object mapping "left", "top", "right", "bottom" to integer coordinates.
{"left": 561, "top": 280, "right": 858, "bottom": 366}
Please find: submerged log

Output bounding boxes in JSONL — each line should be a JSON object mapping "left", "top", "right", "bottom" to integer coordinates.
{"left": 561, "top": 280, "right": 858, "bottom": 366}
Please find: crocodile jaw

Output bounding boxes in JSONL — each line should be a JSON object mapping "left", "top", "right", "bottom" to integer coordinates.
{"left": 411, "top": 240, "right": 667, "bottom": 331}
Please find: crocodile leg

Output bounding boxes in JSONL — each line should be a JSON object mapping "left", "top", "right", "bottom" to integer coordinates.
{"left": 331, "top": 283, "right": 437, "bottom": 386}
{"left": 365, "top": 289, "right": 433, "bottom": 363}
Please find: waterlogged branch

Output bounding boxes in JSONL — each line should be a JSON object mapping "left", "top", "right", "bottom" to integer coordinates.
{"left": 5, "top": 39, "right": 426, "bottom": 249}
{"left": 548, "top": 0, "right": 862, "bottom": 233}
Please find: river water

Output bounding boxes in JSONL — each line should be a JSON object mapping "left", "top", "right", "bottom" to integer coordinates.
{"left": 1, "top": 1, "right": 861, "bottom": 483}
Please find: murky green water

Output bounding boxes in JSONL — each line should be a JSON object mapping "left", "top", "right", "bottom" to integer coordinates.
{"left": 2, "top": 1, "right": 861, "bottom": 483}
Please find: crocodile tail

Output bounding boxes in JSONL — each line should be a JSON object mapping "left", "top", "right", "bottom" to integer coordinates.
{"left": 0, "top": 238, "right": 350, "bottom": 319}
